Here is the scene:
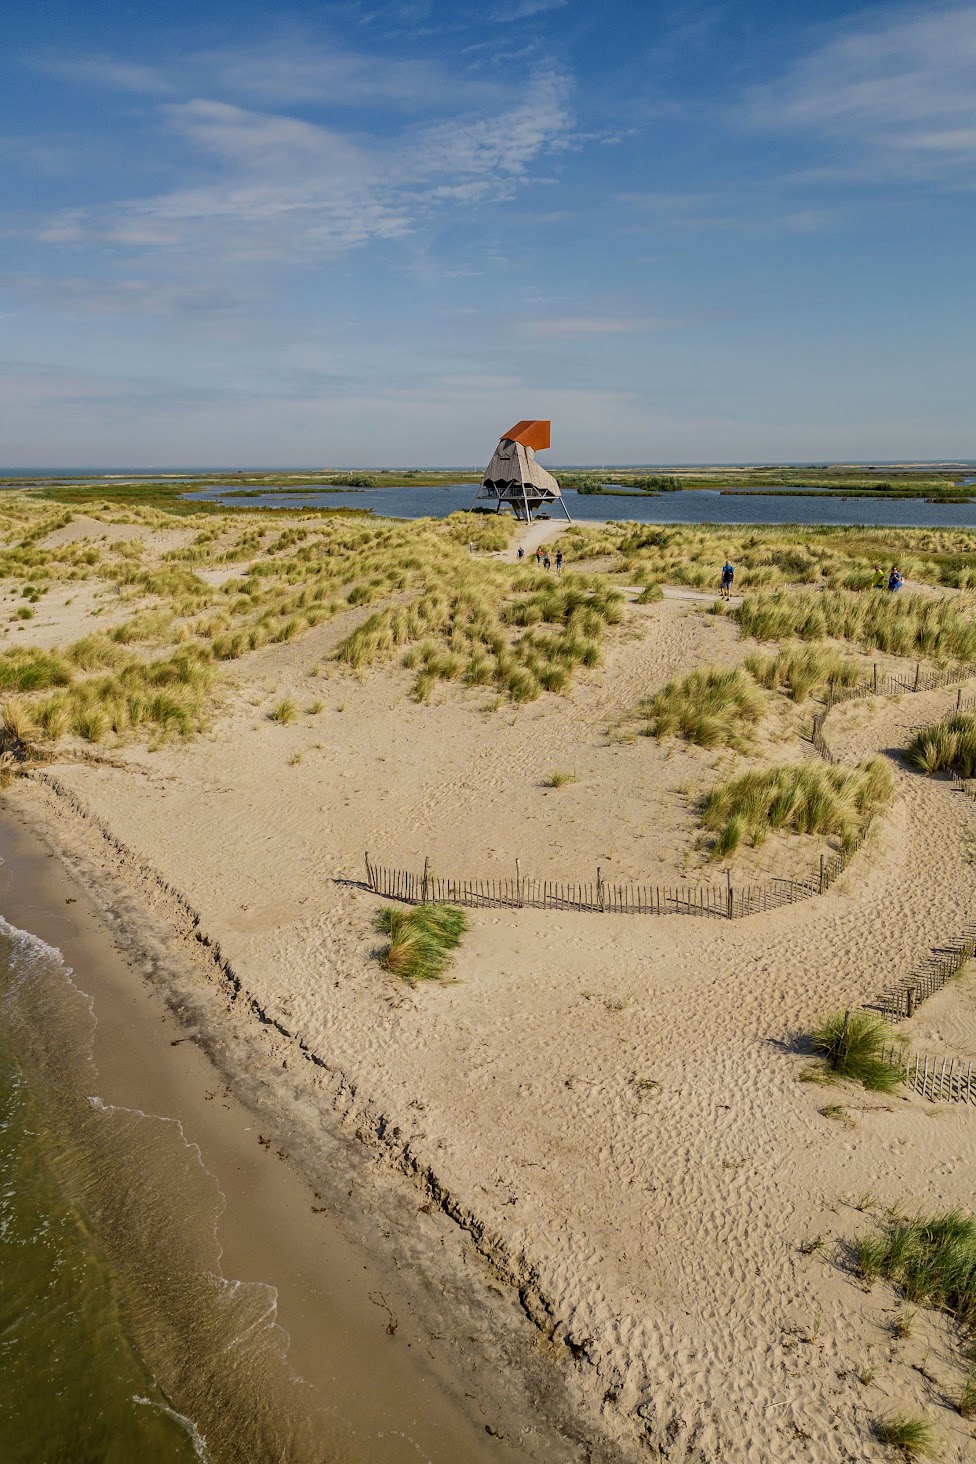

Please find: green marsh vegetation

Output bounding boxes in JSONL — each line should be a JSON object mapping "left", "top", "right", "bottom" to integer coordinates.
{"left": 700, "top": 757, "right": 894, "bottom": 858}
{"left": 373, "top": 903, "right": 468, "bottom": 983}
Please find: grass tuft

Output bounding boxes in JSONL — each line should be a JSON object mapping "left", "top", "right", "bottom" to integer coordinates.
{"left": 638, "top": 667, "right": 765, "bottom": 748}
{"left": 872, "top": 1413, "right": 939, "bottom": 1458}
{"left": 811, "top": 1010, "right": 902, "bottom": 1092}
{"left": 701, "top": 757, "right": 893, "bottom": 856}
{"left": 268, "top": 696, "right": 298, "bottom": 723}
{"left": 374, "top": 903, "right": 468, "bottom": 984}
{"left": 546, "top": 770, "right": 577, "bottom": 788}
{"left": 907, "top": 713, "right": 976, "bottom": 777}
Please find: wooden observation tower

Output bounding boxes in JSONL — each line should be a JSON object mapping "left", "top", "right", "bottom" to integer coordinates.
{"left": 470, "top": 420, "right": 571, "bottom": 523}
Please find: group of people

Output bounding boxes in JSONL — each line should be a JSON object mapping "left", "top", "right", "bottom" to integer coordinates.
{"left": 516, "top": 545, "right": 563, "bottom": 572}
{"left": 872, "top": 564, "right": 904, "bottom": 592}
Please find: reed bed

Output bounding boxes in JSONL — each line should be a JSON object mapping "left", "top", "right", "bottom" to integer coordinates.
{"left": 701, "top": 757, "right": 893, "bottom": 856}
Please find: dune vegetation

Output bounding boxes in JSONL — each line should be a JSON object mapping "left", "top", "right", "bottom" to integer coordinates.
{"left": 554, "top": 520, "right": 976, "bottom": 592}
{"left": 700, "top": 757, "right": 894, "bottom": 857}
{"left": 906, "top": 713, "right": 976, "bottom": 776}
{"left": 743, "top": 643, "right": 862, "bottom": 703}
{"left": 636, "top": 667, "right": 766, "bottom": 748}
{"left": 732, "top": 588, "right": 976, "bottom": 661}
{"left": 0, "top": 496, "right": 605, "bottom": 748}
{"left": 374, "top": 903, "right": 468, "bottom": 983}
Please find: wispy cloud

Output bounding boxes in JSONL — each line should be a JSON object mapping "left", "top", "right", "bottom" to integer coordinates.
{"left": 747, "top": 5, "right": 976, "bottom": 182}
{"left": 490, "top": 0, "right": 567, "bottom": 20}
{"left": 518, "top": 314, "right": 683, "bottom": 340}
{"left": 31, "top": 68, "right": 573, "bottom": 274}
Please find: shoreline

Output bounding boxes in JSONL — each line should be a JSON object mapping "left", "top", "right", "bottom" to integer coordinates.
{"left": 2, "top": 779, "right": 619, "bottom": 1462}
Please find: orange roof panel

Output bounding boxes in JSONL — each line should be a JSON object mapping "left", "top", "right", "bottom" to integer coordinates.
{"left": 503, "top": 419, "right": 551, "bottom": 451}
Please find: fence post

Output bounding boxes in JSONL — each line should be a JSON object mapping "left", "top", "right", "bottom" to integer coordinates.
{"left": 365, "top": 851, "right": 375, "bottom": 892}
{"left": 906, "top": 987, "right": 915, "bottom": 1018}
{"left": 958, "top": 687, "right": 963, "bottom": 711}
{"left": 914, "top": 661, "right": 920, "bottom": 692}
{"left": 726, "top": 868, "right": 733, "bottom": 921}
{"left": 873, "top": 663, "right": 878, "bottom": 694}
{"left": 515, "top": 858, "right": 523, "bottom": 909}
{"left": 819, "top": 853, "right": 825, "bottom": 895}
{"left": 597, "top": 865, "right": 605, "bottom": 913}
{"left": 421, "top": 856, "right": 430, "bottom": 904}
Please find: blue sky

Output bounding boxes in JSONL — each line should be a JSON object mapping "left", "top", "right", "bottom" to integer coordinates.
{"left": 2, "top": 1, "right": 974, "bottom": 466}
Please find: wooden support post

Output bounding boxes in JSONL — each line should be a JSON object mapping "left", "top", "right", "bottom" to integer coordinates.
{"left": 597, "top": 865, "right": 605, "bottom": 913}
{"left": 365, "top": 851, "right": 375, "bottom": 892}
{"left": 726, "top": 867, "right": 733, "bottom": 921}
{"left": 515, "top": 858, "right": 523, "bottom": 909}
{"left": 958, "top": 687, "right": 963, "bottom": 711}
{"left": 873, "top": 663, "right": 878, "bottom": 694}
{"left": 820, "top": 854, "right": 825, "bottom": 895}
{"left": 914, "top": 661, "right": 920, "bottom": 692}
{"left": 907, "top": 987, "right": 916, "bottom": 1018}
{"left": 421, "top": 856, "right": 429, "bottom": 905}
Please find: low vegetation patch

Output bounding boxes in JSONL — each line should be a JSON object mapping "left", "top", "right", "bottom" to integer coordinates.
{"left": 744, "top": 642, "right": 861, "bottom": 703}
{"left": 374, "top": 903, "right": 468, "bottom": 983}
{"left": 735, "top": 587, "right": 976, "bottom": 661}
{"left": 872, "top": 1413, "right": 938, "bottom": 1459}
{"left": 701, "top": 756, "right": 893, "bottom": 856}
{"left": 809, "top": 1010, "right": 902, "bottom": 1093}
{"left": 906, "top": 713, "right": 976, "bottom": 776}
{"left": 637, "top": 667, "right": 765, "bottom": 748}
{"left": 857, "top": 1209, "right": 976, "bottom": 1325}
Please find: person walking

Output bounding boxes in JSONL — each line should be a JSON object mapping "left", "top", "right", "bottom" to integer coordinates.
{"left": 720, "top": 560, "right": 735, "bottom": 601}
{"left": 535, "top": 546, "right": 542, "bottom": 566}
{"left": 517, "top": 545, "right": 525, "bottom": 559}
{"left": 872, "top": 564, "right": 885, "bottom": 588}
{"left": 543, "top": 554, "right": 552, "bottom": 571}
{"left": 555, "top": 550, "right": 563, "bottom": 573}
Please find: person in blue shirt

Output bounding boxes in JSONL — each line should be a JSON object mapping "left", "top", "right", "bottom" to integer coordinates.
{"left": 888, "top": 566, "right": 904, "bottom": 592}
{"left": 720, "top": 560, "right": 735, "bottom": 601}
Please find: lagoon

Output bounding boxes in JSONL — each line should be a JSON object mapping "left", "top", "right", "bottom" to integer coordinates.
{"left": 185, "top": 484, "right": 976, "bottom": 529}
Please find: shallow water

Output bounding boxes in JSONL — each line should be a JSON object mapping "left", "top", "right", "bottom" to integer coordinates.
{"left": 0, "top": 920, "right": 206, "bottom": 1463}
{"left": 185, "top": 484, "right": 976, "bottom": 529}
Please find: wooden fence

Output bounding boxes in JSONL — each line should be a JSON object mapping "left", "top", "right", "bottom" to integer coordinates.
{"left": 363, "top": 842, "right": 862, "bottom": 922}
{"left": 878, "top": 1044, "right": 976, "bottom": 1104}
{"left": 874, "top": 923, "right": 976, "bottom": 1021}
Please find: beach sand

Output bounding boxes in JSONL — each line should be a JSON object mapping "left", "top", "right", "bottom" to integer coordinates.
{"left": 7, "top": 504, "right": 976, "bottom": 1460}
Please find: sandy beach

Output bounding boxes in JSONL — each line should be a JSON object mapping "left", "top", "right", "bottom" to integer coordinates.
{"left": 6, "top": 497, "right": 976, "bottom": 1460}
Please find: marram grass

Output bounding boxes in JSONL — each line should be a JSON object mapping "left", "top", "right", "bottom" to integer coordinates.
{"left": 374, "top": 903, "right": 468, "bottom": 984}
{"left": 907, "top": 713, "right": 976, "bottom": 776}
{"left": 811, "top": 1011, "right": 902, "bottom": 1093}
{"left": 638, "top": 667, "right": 766, "bottom": 749}
{"left": 744, "top": 642, "right": 861, "bottom": 703}
{"left": 701, "top": 757, "right": 893, "bottom": 856}
{"left": 872, "top": 1413, "right": 939, "bottom": 1459}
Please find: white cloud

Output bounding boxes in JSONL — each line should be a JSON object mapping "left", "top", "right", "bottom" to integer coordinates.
{"left": 35, "top": 54, "right": 171, "bottom": 94}
{"left": 747, "top": 6, "right": 976, "bottom": 181}
{"left": 32, "top": 71, "right": 573, "bottom": 271}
